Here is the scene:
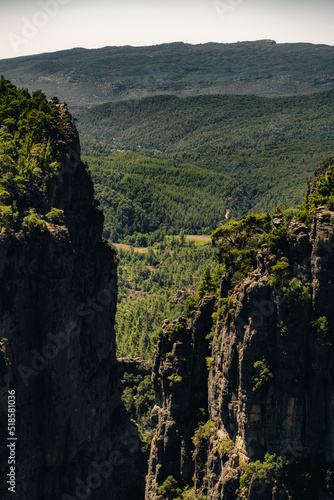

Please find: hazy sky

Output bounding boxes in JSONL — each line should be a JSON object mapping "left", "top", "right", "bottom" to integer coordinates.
{"left": 0, "top": 0, "right": 334, "bottom": 60}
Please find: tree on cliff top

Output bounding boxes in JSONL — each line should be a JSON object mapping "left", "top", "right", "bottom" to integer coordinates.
{"left": 0, "top": 77, "right": 75, "bottom": 233}
{"left": 211, "top": 213, "right": 272, "bottom": 276}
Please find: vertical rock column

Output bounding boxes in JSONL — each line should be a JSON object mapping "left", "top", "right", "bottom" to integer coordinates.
{"left": 146, "top": 296, "right": 215, "bottom": 498}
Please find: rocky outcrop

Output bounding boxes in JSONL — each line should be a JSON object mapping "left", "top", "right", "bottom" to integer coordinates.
{"left": 0, "top": 111, "right": 145, "bottom": 500}
{"left": 146, "top": 299, "right": 215, "bottom": 498}
{"left": 118, "top": 358, "right": 151, "bottom": 379}
{"left": 199, "top": 209, "right": 334, "bottom": 499}
{"left": 146, "top": 204, "right": 334, "bottom": 498}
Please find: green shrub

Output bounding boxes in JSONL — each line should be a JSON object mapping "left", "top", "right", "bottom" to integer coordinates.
{"left": 175, "top": 485, "right": 207, "bottom": 500}
{"left": 22, "top": 210, "right": 47, "bottom": 234}
{"left": 165, "top": 352, "right": 175, "bottom": 361}
{"left": 239, "top": 453, "right": 288, "bottom": 499}
{"left": 0, "top": 204, "right": 18, "bottom": 234}
{"left": 157, "top": 320, "right": 186, "bottom": 343}
{"left": 195, "top": 407, "right": 208, "bottom": 427}
{"left": 295, "top": 203, "right": 313, "bottom": 228}
{"left": 231, "top": 270, "right": 247, "bottom": 287}
{"left": 141, "top": 428, "right": 154, "bottom": 455}
{"left": 217, "top": 438, "right": 234, "bottom": 459}
{"left": 45, "top": 207, "right": 64, "bottom": 224}
{"left": 135, "top": 375, "right": 155, "bottom": 416}
{"left": 122, "top": 386, "right": 135, "bottom": 415}
{"left": 212, "top": 299, "right": 232, "bottom": 330}
{"left": 252, "top": 357, "right": 273, "bottom": 390}
{"left": 280, "top": 324, "right": 289, "bottom": 336}
{"left": 219, "top": 297, "right": 233, "bottom": 322}
{"left": 261, "top": 225, "right": 288, "bottom": 251}
{"left": 272, "top": 260, "right": 289, "bottom": 273}
{"left": 205, "top": 327, "right": 215, "bottom": 343}
{"left": 193, "top": 420, "right": 215, "bottom": 447}
{"left": 283, "top": 278, "right": 311, "bottom": 308}
{"left": 205, "top": 357, "right": 214, "bottom": 370}
{"left": 224, "top": 249, "right": 256, "bottom": 284}
{"left": 196, "top": 268, "right": 217, "bottom": 300}
{"left": 268, "top": 258, "right": 289, "bottom": 287}
{"left": 308, "top": 163, "right": 334, "bottom": 210}
{"left": 121, "top": 372, "right": 155, "bottom": 433}
{"left": 157, "top": 476, "right": 182, "bottom": 500}
{"left": 311, "top": 316, "right": 330, "bottom": 344}
{"left": 123, "top": 372, "right": 136, "bottom": 384}
{"left": 167, "top": 374, "right": 182, "bottom": 384}
{"left": 151, "top": 327, "right": 164, "bottom": 344}
{"left": 172, "top": 321, "right": 184, "bottom": 335}
{"left": 178, "top": 486, "right": 196, "bottom": 499}
{"left": 184, "top": 295, "right": 197, "bottom": 317}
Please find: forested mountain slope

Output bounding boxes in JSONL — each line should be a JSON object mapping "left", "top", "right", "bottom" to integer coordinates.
{"left": 1, "top": 40, "right": 334, "bottom": 108}
{"left": 146, "top": 157, "right": 334, "bottom": 499}
{"left": 2, "top": 72, "right": 334, "bottom": 500}
{"left": 79, "top": 90, "right": 334, "bottom": 234}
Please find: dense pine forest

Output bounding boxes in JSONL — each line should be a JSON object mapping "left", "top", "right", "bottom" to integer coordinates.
{"left": 84, "top": 151, "right": 233, "bottom": 242}
{"left": 116, "top": 238, "right": 218, "bottom": 362}
{"left": 78, "top": 90, "right": 334, "bottom": 233}
{"left": 2, "top": 75, "right": 334, "bottom": 370}
{"left": 2, "top": 37, "right": 334, "bottom": 498}
{"left": 76, "top": 90, "right": 334, "bottom": 366}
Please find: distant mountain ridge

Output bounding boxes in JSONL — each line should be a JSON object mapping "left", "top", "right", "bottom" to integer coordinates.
{"left": 1, "top": 40, "right": 334, "bottom": 109}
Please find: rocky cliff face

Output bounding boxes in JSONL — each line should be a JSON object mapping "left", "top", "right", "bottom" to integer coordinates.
{"left": 146, "top": 170, "right": 334, "bottom": 498}
{"left": 146, "top": 300, "right": 215, "bottom": 497}
{"left": 2, "top": 80, "right": 334, "bottom": 500}
{"left": 0, "top": 104, "right": 145, "bottom": 500}
{"left": 203, "top": 209, "right": 334, "bottom": 499}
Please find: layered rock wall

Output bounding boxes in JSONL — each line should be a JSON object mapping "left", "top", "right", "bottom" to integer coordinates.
{"left": 146, "top": 299, "right": 215, "bottom": 498}
{"left": 0, "top": 117, "right": 145, "bottom": 500}
{"left": 146, "top": 207, "right": 334, "bottom": 499}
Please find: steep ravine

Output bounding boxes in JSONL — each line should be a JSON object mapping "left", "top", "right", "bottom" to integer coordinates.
{"left": 146, "top": 166, "right": 334, "bottom": 499}
{"left": 2, "top": 80, "right": 334, "bottom": 500}
{"left": 0, "top": 100, "right": 145, "bottom": 499}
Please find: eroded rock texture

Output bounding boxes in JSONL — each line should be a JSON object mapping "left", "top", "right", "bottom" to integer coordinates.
{"left": 0, "top": 114, "right": 145, "bottom": 500}
{"left": 146, "top": 206, "right": 334, "bottom": 499}
{"left": 146, "top": 298, "right": 215, "bottom": 498}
